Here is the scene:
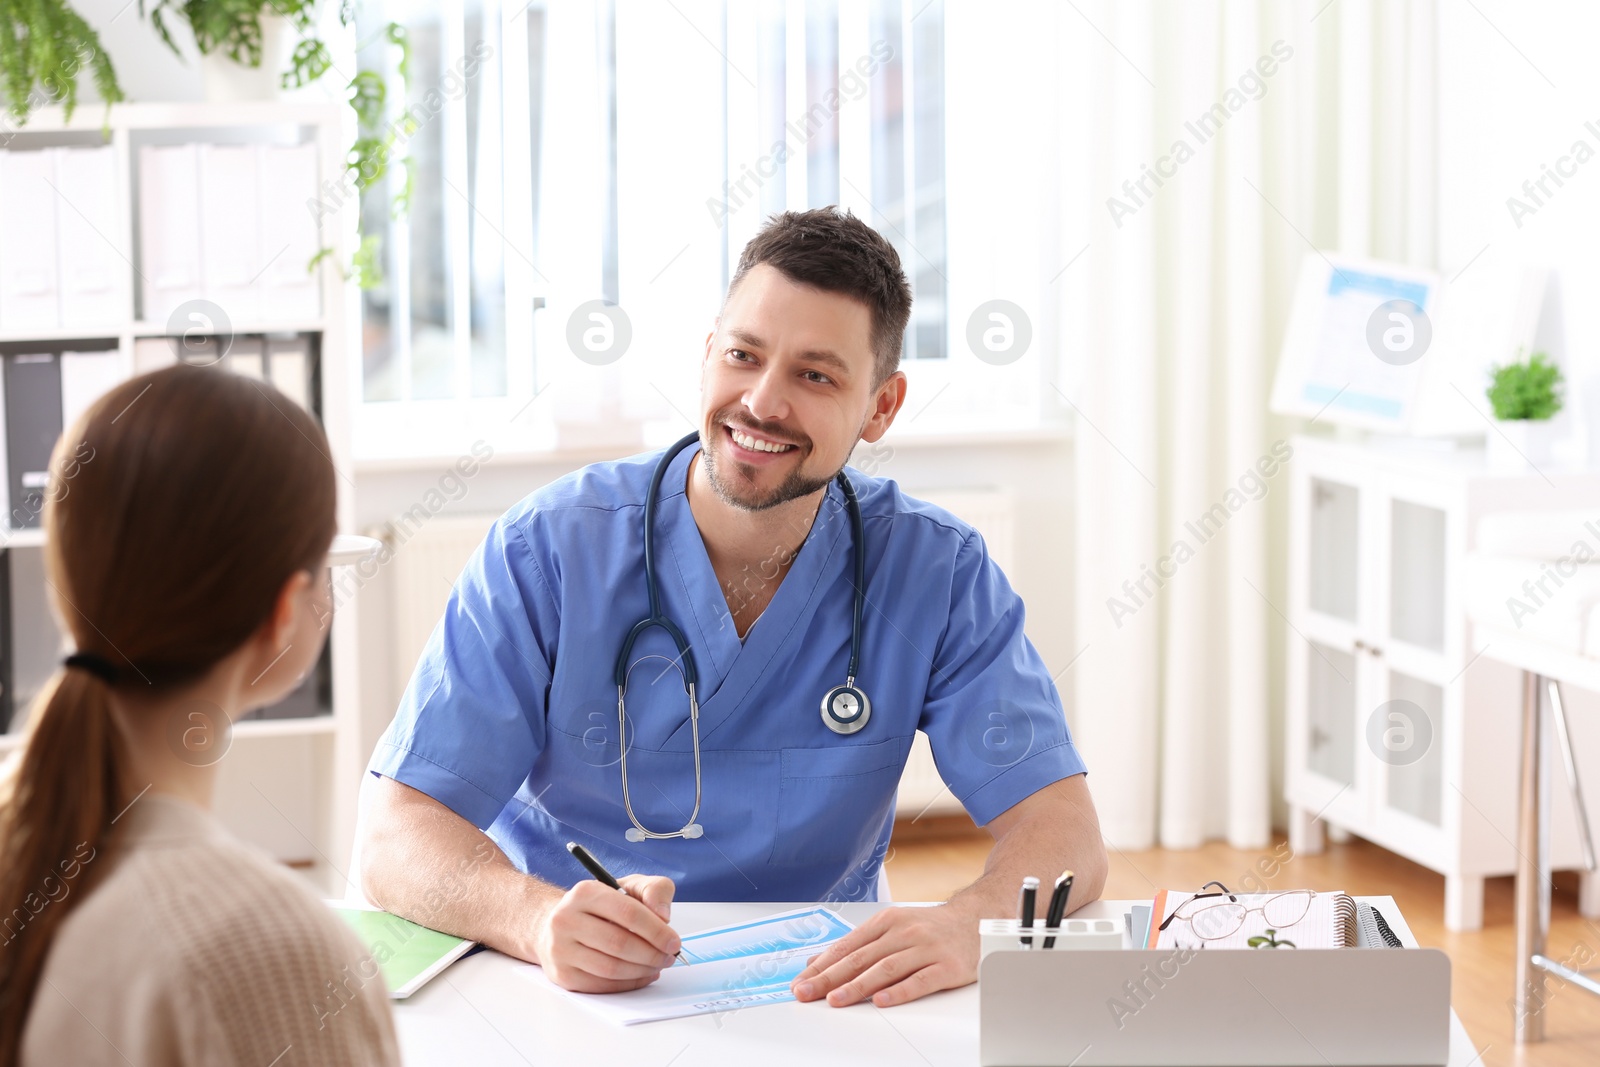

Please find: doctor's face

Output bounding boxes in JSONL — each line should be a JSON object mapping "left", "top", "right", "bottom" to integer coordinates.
{"left": 700, "top": 264, "right": 903, "bottom": 512}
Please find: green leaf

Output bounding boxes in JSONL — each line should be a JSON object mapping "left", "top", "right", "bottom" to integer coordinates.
{"left": 1486, "top": 350, "right": 1565, "bottom": 421}
{"left": 352, "top": 233, "right": 385, "bottom": 290}
{"left": 282, "top": 38, "right": 332, "bottom": 90}
{"left": 2, "top": 0, "right": 125, "bottom": 125}
{"left": 346, "top": 135, "right": 389, "bottom": 191}
{"left": 386, "top": 22, "right": 411, "bottom": 84}
{"left": 348, "top": 70, "right": 386, "bottom": 130}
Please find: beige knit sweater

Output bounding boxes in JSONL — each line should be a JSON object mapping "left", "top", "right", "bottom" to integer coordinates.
{"left": 20, "top": 793, "right": 399, "bottom": 1066}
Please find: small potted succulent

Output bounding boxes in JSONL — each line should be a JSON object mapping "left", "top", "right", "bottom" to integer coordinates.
{"left": 1485, "top": 349, "right": 1565, "bottom": 474}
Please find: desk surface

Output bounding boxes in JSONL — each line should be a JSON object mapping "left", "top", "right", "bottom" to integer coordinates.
{"left": 393, "top": 899, "right": 1478, "bottom": 1066}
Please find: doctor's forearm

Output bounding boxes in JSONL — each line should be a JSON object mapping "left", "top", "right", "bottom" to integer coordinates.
{"left": 359, "top": 777, "right": 564, "bottom": 963}
{"left": 945, "top": 778, "right": 1109, "bottom": 922}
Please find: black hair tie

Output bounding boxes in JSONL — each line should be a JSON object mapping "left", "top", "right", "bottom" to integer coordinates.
{"left": 64, "top": 653, "right": 120, "bottom": 686}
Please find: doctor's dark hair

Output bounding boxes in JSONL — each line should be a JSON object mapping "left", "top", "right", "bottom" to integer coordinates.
{"left": 0, "top": 365, "right": 335, "bottom": 1063}
{"left": 727, "top": 207, "right": 913, "bottom": 386}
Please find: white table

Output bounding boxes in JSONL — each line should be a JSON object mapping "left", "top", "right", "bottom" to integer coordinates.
{"left": 393, "top": 899, "right": 1480, "bottom": 1066}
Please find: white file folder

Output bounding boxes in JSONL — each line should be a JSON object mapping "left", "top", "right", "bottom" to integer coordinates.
{"left": 60, "top": 350, "right": 126, "bottom": 433}
{"left": 133, "top": 337, "right": 178, "bottom": 376}
{"left": 138, "top": 144, "right": 204, "bottom": 325}
{"left": 267, "top": 334, "right": 311, "bottom": 408}
{"left": 54, "top": 146, "right": 124, "bottom": 328}
{"left": 199, "top": 144, "right": 263, "bottom": 322}
{"left": 258, "top": 144, "right": 322, "bottom": 321}
{"left": 0, "top": 151, "right": 61, "bottom": 331}
{"left": 224, "top": 335, "right": 265, "bottom": 379}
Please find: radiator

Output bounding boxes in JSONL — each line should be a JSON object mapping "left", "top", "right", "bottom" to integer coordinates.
{"left": 376, "top": 488, "right": 1018, "bottom": 822}
{"left": 377, "top": 513, "right": 500, "bottom": 698}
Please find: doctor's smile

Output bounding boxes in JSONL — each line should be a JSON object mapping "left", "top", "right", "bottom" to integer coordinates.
{"left": 358, "top": 206, "right": 1107, "bottom": 1007}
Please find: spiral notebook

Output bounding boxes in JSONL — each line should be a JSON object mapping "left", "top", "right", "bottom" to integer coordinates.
{"left": 1145, "top": 890, "right": 1360, "bottom": 949}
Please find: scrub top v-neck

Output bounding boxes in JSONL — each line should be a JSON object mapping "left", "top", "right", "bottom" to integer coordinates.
{"left": 369, "top": 441, "right": 1087, "bottom": 901}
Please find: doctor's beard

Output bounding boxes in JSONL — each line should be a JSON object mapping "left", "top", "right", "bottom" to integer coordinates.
{"left": 701, "top": 418, "right": 842, "bottom": 513}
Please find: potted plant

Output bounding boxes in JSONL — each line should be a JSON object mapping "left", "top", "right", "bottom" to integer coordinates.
{"left": 1485, "top": 349, "right": 1565, "bottom": 473}
{"left": 1, "top": 0, "right": 124, "bottom": 126}
{"left": 141, "top": 0, "right": 329, "bottom": 102}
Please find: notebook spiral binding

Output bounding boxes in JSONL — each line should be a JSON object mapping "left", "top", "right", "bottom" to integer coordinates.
{"left": 1334, "top": 894, "right": 1358, "bottom": 946}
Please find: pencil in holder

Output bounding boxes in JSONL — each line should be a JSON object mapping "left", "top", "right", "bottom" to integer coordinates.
{"left": 978, "top": 917, "right": 1124, "bottom": 959}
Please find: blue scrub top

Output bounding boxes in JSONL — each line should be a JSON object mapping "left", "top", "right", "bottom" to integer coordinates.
{"left": 368, "top": 442, "right": 1087, "bottom": 902}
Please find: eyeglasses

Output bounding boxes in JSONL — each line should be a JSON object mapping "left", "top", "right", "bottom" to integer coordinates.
{"left": 1157, "top": 883, "right": 1316, "bottom": 941}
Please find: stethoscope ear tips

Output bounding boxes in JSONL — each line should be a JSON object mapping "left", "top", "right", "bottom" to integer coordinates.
{"left": 625, "top": 827, "right": 646, "bottom": 843}
{"left": 683, "top": 824, "right": 704, "bottom": 839}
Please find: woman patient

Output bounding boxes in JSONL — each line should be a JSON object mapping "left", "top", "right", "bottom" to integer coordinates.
{"left": 0, "top": 365, "right": 397, "bottom": 1065}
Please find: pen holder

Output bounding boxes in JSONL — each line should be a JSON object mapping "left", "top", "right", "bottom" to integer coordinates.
{"left": 978, "top": 918, "right": 1124, "bottom": 960}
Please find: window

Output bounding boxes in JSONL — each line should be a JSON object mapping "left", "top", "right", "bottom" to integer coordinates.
{"left": 356, "top": 0, "right": 975, "bottom": 456}
{"left": 357, "top": 0, "right": 543, "bottom": 407}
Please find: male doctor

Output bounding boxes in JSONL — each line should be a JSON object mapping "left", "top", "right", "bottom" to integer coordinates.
{"left": 360, "top": 208, "right": 1107, "bottom": 1008}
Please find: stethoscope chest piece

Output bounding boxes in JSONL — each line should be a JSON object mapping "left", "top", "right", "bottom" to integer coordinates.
{"left": 821, "top": 682, "right": 871, "bottom": 735}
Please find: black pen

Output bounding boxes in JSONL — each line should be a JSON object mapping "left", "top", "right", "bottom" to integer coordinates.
{"left": 1019, "top": 876, "right": 1039, "bottom": 948}
{"left": 565, "top": 841, "right": 683, "bottom": 961}
{"left": 1041, "top": 870, "right": 1075, "bottom": 949}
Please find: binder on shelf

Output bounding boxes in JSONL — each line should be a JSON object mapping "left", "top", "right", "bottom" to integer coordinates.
{"left": 266, "top": 334, "right": 311, "bottom": 409}
{"left": 258, "top": 144, "right": 322, "bottom": 321}
{"left": 133, "top": 336, "right": 179, "bottom": 376}
{"left": 0, "top": 151, "right": 61, "bottom": 332}
{"left": 138, "top": 144, "right": 204, "bottom": 325}
{"left": 61, "top": 349, "right": 125, "bottom": 434}
{"left": 223, "top": 335, "right": 266, "bottom": 380}
{"left": 198, "top": 145, "right": 262, "bottom": 323}
{"left": 53, "top": 146, "right": 124, "bottom": 329}
{"left": 3, "top": 353, "right": 64, "bottom": 530}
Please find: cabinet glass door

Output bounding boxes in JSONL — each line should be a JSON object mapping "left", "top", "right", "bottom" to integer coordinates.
{"left": 1381, "top": 670, "right": 1444, "bottom": 827}
{"left": 1310, "top": 479, "right": 1359, "bottom": 622}
{"left": 1390, "top": 500, "right": 1446, "bottom": 652}
{"left": 1306, "top": 642, "right": 1357, "bottom": 787}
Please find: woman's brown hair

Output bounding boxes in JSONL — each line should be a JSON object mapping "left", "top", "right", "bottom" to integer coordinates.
{"left": 0, "top": 364, "right": 336, "bottom": 1061}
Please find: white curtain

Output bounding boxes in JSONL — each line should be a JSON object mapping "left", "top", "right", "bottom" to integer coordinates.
{"left": 1061, "top": 0, "right": 1437, "bottom": 850}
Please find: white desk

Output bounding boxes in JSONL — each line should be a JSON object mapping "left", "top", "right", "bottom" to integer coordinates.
{"left": 393, "top": 899, "right": 1479, "bottom": 1066}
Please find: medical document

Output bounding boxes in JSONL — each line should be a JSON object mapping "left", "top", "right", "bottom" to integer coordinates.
{"left": 532, "top": 906, "right": 854, "bottom": 1025}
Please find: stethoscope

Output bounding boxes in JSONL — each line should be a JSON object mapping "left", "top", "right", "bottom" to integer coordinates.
{"left": 613, "top": 430, "right": 870, "bottom": 843}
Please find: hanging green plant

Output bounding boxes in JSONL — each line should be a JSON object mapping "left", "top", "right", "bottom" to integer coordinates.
{"left": 0, "top": 0, "right": 124, "bottom": 126}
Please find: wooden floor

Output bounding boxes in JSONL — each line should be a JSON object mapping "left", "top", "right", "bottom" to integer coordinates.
{"left": 885, "top": 819, "right": 1600, "bottom": 1067}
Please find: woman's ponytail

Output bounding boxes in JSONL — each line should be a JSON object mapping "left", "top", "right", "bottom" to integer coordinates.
{"left": 0, "top": 668, "right": 121, "bottom": 1066}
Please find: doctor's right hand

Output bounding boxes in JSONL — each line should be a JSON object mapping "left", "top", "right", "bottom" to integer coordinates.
{"left": 533, "top": 874, "right": 681, "bottom": 993}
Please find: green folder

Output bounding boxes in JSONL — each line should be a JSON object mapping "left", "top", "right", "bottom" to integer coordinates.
{"left": 330, "top": 905, "right": 476, "bottom": 999}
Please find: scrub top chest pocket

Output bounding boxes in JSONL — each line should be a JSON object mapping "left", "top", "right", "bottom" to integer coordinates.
{"left": 767, "top": 736, "right": 910, "bottom": 872}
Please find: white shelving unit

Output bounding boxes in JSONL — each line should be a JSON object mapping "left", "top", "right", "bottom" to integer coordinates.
{"left": 0, "top": 102, "right": 362, "bottom": 894}
{"left": 1284, "top": 434, "right": 1600, "bottom": 930}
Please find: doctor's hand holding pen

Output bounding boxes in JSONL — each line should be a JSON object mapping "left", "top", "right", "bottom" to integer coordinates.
{"left": 532, "top": 844, "right": 682, "bottom": 993}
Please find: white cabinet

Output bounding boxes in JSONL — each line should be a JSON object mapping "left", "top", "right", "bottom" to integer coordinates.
{"left": 1285, "top": 435, "right": 1600, "bottom": 930}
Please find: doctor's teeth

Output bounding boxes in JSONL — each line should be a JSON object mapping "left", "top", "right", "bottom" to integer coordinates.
{"left": 731, "top": 429, "right": 793, "bottom": 453}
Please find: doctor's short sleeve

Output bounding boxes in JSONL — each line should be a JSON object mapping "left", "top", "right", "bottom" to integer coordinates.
{"left": 919, "top": 531, "right": 1087, "bottom": 826}
{"left": 368, "top": 516, "right": 558, "bottom": 830}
